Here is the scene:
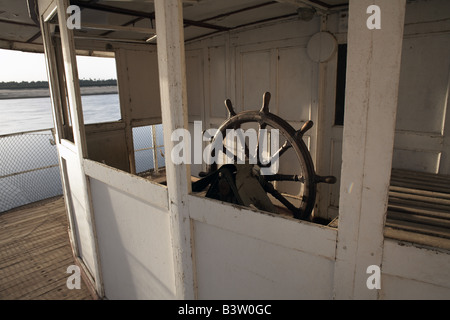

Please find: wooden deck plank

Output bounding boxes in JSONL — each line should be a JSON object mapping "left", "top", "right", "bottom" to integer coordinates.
{"left": 0, "top": 197, "right": 93, "bottom": 300}
{"left": 0, "top": 257, "right": 74, "bottom": 298}
{"left": 0, "top": 249, "right": 73, "bottom": 284}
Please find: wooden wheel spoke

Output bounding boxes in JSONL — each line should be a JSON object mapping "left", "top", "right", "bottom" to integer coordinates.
{"left": 258, "top": 177, "right": 301, "bottom": 218}
{"left": 264, "top": 174, "right": 304, "bottom": 183}
{"left": 260, "top": 140, "right": 291, "bottom": 167}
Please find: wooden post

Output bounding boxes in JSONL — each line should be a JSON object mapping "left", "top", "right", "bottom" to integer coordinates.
{"left": 55, "top": 0, "right": 104, "bottom": 297}
{"left": 333, "top": 0, "right": 406, "bottom": 299}
{"left": 154, "top": 0, "right": 195, "bottom": 299}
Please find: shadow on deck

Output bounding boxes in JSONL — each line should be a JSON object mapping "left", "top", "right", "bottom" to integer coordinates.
{"left": 0, "top": 197, "right": 93, "bottom": 300}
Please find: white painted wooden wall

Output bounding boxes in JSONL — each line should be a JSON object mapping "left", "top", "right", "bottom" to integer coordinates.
{"left": 382, "top": 240, "right": 450, "bottom": 299}
{"left": 189, "top": 195, "right": 337, "bottom": 299}
{"left": 85, "top": 160, "right": 175, "bottom": 299}
{"left": 38, "top": 0, "right": 450, "bottom": 300}
{"left": 393, "top": 0, "right": 450, "bottom": 174}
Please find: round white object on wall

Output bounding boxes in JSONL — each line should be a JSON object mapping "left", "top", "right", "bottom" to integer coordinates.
{"left": 307, "top": 32, "right": 337, "bottom": 63}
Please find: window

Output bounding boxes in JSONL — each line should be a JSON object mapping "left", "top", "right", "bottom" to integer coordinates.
{"left": 47, "top": 18, "right": 75, "bottom": 143}
{"left": 75, "top": 55, "right": 121, "bottom": 125}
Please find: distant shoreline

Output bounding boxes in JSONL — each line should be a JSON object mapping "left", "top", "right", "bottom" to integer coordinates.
{"left": 0, "top": 86, "right": 118, "bottom": 100}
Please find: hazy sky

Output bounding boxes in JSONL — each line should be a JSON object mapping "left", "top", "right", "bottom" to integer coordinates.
{"left": 0, "top": 48, "right": 117, "bottom": 82}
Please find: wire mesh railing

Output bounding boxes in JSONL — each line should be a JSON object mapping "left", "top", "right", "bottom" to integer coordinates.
{"left": 1, "top": 124, "right": 167, "bottom": 213}
{"left": 133, "top": 124, "right": 165, "bottom": 174}
{"left": 0, "top": 128, "right": 63, "bottom": 213}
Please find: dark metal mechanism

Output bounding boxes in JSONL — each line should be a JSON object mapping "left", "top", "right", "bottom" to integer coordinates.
{"left": 192, "top": 92, "right": 336, "bottom": 221}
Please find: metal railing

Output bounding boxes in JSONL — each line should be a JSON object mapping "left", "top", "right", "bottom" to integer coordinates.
{"left": 0, "top": 128, "right": 62, "bottom": 213}
{"left": 0, "top": 125, "right": 167, "bottom": 213}
{"left": 133, "top": 124, "right": 165, "bottom": 174}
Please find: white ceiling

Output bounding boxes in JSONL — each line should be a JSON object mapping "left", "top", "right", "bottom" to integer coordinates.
{"left": 0, "top": 0, "right": 349, "bottom": 51}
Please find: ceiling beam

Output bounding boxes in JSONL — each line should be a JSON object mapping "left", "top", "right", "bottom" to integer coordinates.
{"left": 71, "top": 0, "right": 156, "bottom": 19}
{"left": 0, "top": 19, "right": 42, "bottom": 44}
{"left": 233, "top": 12, "right": 298, "bottom": 30}
{"left": 198, "top": 1, "right": 278, "bottom": 24}
{"left": 185, "top": 11, "right": 298, "bottom": 43}
{"left": 70, "top": 0, "right": 229, "bottom": 31}
{"left": 276, "top": 0, "right": 348, "bottom": 11}
{"left": 0, "top": 18, "right": 38, "bottom": 28}
{"left": 99, "top": 17, "right": 146, "bottom": 38}
{"left": 183, "top": 18, "right": 230, "bottom": 31}
{"left": 80, "top": 22, "right": 155, "bottom": 34}
{"left": 0, "top": 37, "right": 44, "bottom": 52}
{"left": 275, "top": 0, "right": 329, "bottom": 11}
{"left": 26, "top": 31, "right": 42, "bottom": 43}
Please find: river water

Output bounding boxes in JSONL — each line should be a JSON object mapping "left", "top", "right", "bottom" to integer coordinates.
{"left": 0, "top": 93, "right": 121, "bottom": 135}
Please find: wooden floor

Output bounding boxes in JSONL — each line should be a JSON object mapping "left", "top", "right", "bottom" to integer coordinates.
{"left": 0, "top": 197, "right": 93, "bottom": 300}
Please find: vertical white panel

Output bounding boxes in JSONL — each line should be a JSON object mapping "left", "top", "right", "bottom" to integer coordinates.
{"left": 277, "top": 46, "right": 313, "bottom": 122}
{"left": 186, "top": 49, "right": 204, "bottom": 118}
{"left": 392, "top": 32, "right": 450, "bottom": 174}
{"left": 124, "top": 49, "right": 161, "bottom": 121}
{"left": 61, "top": 155, "right": 97, "bottom": 277}
{"left": 396, "top": 34, "right": 450, "bottom": 134}
{"left": 208, "top": 45, "right": 228, "bottom": 119}
{"left": 194, "top": 221, "right": 334, "bottom": 300}
{"left": 90, "top": 178, "right": 176, "bottom": 299}
{"left": 240, "top": 50, "right": 271, "bottom": 111}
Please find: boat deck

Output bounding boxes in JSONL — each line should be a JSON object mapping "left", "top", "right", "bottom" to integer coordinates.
{"left": 0, "top": 197, "right": 93, "bottom": 300}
